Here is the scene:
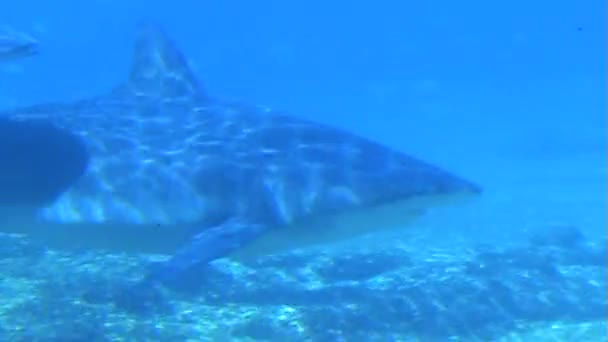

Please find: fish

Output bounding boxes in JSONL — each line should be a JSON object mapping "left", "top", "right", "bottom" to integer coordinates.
{"left": 0, "top": 28, "right": 38, "bottom": 62}
{"left": 0, "top": 23, "right": 481, "bottom": 281}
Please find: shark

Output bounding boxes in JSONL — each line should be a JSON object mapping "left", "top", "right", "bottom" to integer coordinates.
{"left": 0, "top": 24, "right": 481, "bottom": 282}
{"left": 0, "top": 27, "right": 39, "bottom": 62}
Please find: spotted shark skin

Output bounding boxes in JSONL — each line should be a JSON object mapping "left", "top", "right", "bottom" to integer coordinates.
{"left": 1, "top": 24, "right": 481, "bottom": 281}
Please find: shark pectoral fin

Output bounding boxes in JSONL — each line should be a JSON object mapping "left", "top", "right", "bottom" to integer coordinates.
{"left": 146, "top": 218, "right": 267, "bottom": 284}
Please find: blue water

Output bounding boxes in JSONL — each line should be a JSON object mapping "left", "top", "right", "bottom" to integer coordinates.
{"left": 0, "top": 1, "right": 606, "bottom": 340}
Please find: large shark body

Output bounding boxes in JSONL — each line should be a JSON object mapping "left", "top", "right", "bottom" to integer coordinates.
{"left": 0, "top": 24, "right": 481, "bottom": 279}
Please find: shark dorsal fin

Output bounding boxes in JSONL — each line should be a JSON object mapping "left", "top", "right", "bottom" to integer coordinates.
{"left": 127, "top": 23, "right": 207, "bottom": 102}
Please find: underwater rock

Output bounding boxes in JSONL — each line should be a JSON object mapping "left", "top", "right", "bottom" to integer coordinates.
{"left": 529, "top": 224, "right": 586, "bottom": 249}
{"left": 1, "top": 229, "right": 605, "bottom": 340}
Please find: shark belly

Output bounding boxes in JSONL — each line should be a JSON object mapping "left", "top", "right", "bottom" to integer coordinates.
{"left": 0, "top": 211, "right": 196, "bottom": 254}
{"left": 230, "top": 191, "right": 479, "bottom": 261}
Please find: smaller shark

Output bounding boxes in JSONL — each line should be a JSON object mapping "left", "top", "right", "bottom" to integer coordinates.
{"left": 0, "top": 28, "right": 38, "bottom": 62}
{"left": 0, "top": 24, "right": 482, "bottom": 284}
